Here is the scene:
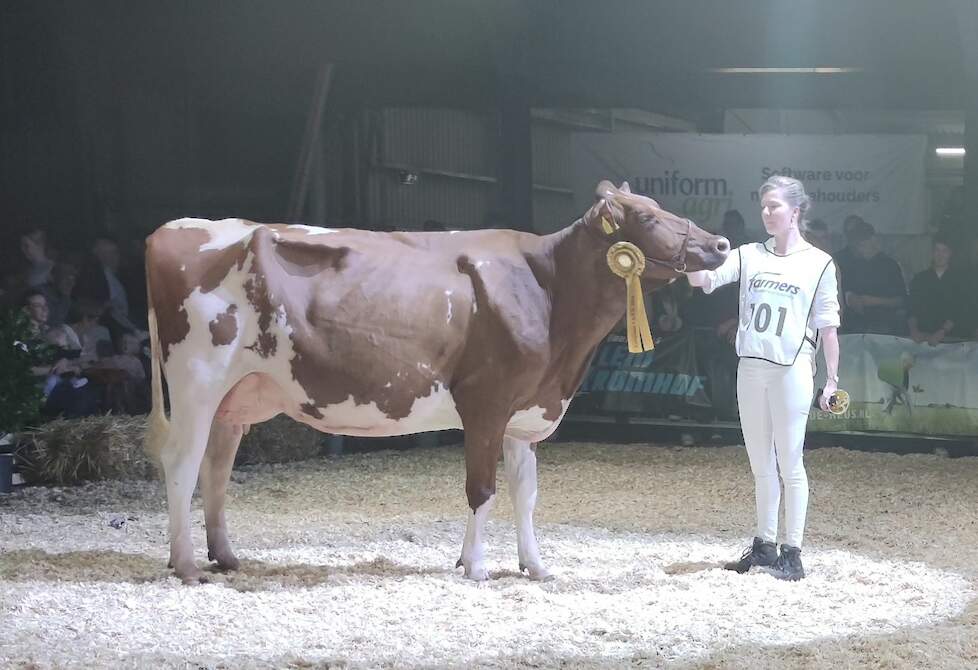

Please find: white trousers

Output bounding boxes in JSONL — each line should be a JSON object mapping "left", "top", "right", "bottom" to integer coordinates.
{"left": 736, "top": 352, "right": 814, "bottom": 548}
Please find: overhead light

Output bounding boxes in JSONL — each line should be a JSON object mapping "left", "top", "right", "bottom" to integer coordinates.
{"left": 709, "top": 67, "right": 861, "bottom": 74}
{"left": 935, "top": 147, "right": 965, "bottom": 156}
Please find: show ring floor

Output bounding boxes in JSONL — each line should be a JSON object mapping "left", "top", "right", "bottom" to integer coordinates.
{"left": 2, "top": 442, "right": 977, "bottom": 669}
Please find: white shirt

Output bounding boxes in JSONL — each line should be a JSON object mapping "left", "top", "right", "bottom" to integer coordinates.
{"left": 702, "top": 239, "right": 840, "bottom": 365}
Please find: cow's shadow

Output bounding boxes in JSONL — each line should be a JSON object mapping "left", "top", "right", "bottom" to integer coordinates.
{"left": 0, "top": 549, "right": 453, "bottom": 588}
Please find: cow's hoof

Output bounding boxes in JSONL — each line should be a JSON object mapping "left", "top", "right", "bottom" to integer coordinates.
{"left": 208, "top": 549, "right": 241, "bottom": 572}
{"left": 464, "top": 565, "right": 491, "bottom": 581}
{"left": 174, "top": 565, "right": 210, "bottom": 585}
{"left": 520, "top": 562, "right": 555, "bottom": 582}
{"left": 457, "top": 559, "right": 490, "bottom": 581}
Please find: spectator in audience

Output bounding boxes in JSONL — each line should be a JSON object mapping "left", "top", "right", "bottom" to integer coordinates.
{"left": 840, "top": 221, "right": 907, "bottom": 335}
{"left": 75, "top": 236, "right": 148, "bottom": 341}
{"left": 71, "top": 299, "right": 114, "bottom": 362}
{"left": 649, "top": 280, "right": 690, "bottom": 337}
{"left": 118, "top": 237, "right": 149, "bottom": 321}
{"left": 19, "top": 227, "right": 56, "bottom": 290}
{"left": 832, "top": 214, "right": 865, "bottom": 282}
{"left": 72, "top": 297, "right": 149, "bottom": 413}
{"left": 804, "top": 219, "right": 832, "bottom": 253}
{"left": 22, "top": 291, "right": 99, "bottom": 418}
{"left": 43, "top": 263, "right": 78, "bottom": 328}
{"left": 908, "top": 233, "right": 969, "bottom": 344}
{"left": 721, "top": 209, "right": 749, "bottom": 247}
{"left": 24, "top": 290, "right": 81, "bottom": 350}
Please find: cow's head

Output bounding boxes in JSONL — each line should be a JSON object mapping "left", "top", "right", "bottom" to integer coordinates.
{"left": 587, "top": 180, "right": 729, "bottom": 280}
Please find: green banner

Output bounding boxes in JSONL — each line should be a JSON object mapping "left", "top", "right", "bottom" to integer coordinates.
{"left": 810, "top": 334, "right": 978, "bottom": 436}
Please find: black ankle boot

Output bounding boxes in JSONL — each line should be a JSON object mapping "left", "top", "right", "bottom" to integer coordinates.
{"left": 770, "top": 544, "right": 805, "bottom": 581}
{"left": 723, "top": 536, "right": 777, "bottom": 574}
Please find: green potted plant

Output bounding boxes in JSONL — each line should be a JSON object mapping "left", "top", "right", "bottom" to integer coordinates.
{"left": 0, "top": 308, "right": 49, "bottom": 491}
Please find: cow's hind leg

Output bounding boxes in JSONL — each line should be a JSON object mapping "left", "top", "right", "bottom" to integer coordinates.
{"left": 201, "top": 419, "right": 245, "bottom": 571}
{"left": 503, "top": 437, "right": 552, "bottom": 581}
{"left": 456, "top": 424, "right": 505, "bottom": 581}
{"left": 161, "top": 400, "right": 220, "bottom": 584}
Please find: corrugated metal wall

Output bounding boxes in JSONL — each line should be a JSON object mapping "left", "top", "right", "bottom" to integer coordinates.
{"left": 329, "top": 107, "right": 692, "bottom": 233}
{"left": 366, "top": 109, "right": 496, "bottom": 231}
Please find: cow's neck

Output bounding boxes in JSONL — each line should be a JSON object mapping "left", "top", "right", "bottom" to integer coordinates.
{"left": 547, "top": 220, "right": 634, "bottom": 351}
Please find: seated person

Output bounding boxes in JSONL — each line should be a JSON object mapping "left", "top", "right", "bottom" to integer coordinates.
{"left": 22, "top": 291, "right": 99, "bottom": 417}
{"left": 908, "top": 234, "right": 969, "bottom": 344}
{"left": 42, "top": 262, "right": 78, "bottom": 328}
{"left": 71, "top": 300, "right": 114, "bottom": 363}
{"left": 839, "top": 221, "right": 907, "bottom": 335}
{"left": 75, "top": 236, "right": 149, "bottom": 343}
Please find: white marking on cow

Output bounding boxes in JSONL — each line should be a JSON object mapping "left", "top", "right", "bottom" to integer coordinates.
{"left": 445, "top": 290, "right": 454, "bottom": 323}
{"left": 304, "top": 382, "right": 462, "bottom": 435}
{"left": 287, "top": 225, "right": 338, "bottom": 235}
{"left": 505, "top": 399, "right": 571, "bottom": 442}
{"left": 165, "top": 218, "right": 257, "bottom": 252}
{"left": 166, "top": 250, "right": 311, "bottom": 417}
{"left": 503, "top": 437, "right": 551, "bottom": 580}
{"left": 460, "top": 494, "right": 496, "bottom": 581}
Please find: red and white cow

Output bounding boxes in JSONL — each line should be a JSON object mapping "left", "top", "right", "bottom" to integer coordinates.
{"left": 144, "top": 181, "right": 729, "bottom": 583}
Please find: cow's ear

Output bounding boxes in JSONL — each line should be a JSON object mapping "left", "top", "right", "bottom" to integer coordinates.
{"left": 620, "top": 181, "right": 631, "bottom": 194}
{"left": 595, "top": 180, "right": 618, "bottom": 201}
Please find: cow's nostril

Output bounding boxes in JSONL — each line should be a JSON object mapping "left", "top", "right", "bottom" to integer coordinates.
{"left": 715, "top": 236, "right": 730, "bottom": 253}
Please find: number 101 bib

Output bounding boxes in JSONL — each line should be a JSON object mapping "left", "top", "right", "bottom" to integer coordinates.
{"left": 736, "top": 241, "right": 834, "bottom": 366}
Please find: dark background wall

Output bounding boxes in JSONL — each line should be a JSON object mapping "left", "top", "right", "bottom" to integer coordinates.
{"left": 2, "top": 1, "right": 975, "bottom": 243}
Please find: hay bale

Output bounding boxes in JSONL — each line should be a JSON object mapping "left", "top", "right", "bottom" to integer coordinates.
{"left": 15, "top": 415, "right": 155, "bottom": 485}
{"left": 236, "top": 414, "right": 323, "bottom": 465}
{"left": 14, "top": 413, "right": 325, "bottom": 485}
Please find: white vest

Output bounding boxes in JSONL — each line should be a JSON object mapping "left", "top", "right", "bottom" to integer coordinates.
{"left": 735, "top": 241, "right": 834, "bottom": 365}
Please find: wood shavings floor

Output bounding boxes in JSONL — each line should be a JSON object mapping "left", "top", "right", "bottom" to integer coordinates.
{"left": 2, "top": 442, "right": 977, "bottom": 669}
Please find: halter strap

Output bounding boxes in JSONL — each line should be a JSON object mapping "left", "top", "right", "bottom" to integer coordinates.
{"left": 585, "top": 216, "right": 691, "bottom": 274}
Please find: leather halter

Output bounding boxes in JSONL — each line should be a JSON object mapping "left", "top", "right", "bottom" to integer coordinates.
{"left": 586, "top": 215, "right": 692, "bottom": 275}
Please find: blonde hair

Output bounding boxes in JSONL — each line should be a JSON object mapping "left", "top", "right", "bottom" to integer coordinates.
{"left": 759, "top": 175, "right": 812, "bottom": 232}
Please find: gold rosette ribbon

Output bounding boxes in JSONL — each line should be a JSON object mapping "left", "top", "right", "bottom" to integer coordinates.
{"left": 606, "top": 241, "right": 654, "bottom": 353}
{"left": 828, "top": 389, "right": 850, "bottom": 415}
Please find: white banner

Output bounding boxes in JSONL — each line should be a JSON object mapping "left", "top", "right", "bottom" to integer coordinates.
{"left": 571, "top": 133, "right": 928, "bottom": 236}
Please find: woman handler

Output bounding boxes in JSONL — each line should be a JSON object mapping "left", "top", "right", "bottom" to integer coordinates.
{"left": 687, "top": 175, "right": 842, "bottom": 581}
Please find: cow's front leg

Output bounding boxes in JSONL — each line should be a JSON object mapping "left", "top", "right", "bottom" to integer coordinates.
{"left": 503, "top": 437, "right": 553, "bottom": 581}
{"left": 457, "top": 425, "right": 504, "bottom": 581}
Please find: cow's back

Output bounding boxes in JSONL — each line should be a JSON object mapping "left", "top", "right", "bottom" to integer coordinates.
{"left": 147, "top": 219, "right": 519, "bottom": 436}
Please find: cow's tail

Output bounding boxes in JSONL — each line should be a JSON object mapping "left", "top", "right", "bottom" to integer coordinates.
{"left": 143, "top": 257, "right": 170, "bottom": 468}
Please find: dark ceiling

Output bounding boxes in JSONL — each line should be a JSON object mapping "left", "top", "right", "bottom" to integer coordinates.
{"left": 1, "top": 1, "right": 974, "bottom": 234}
{"left": 30, "top": 0, "right": 977, "bottom": 114}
